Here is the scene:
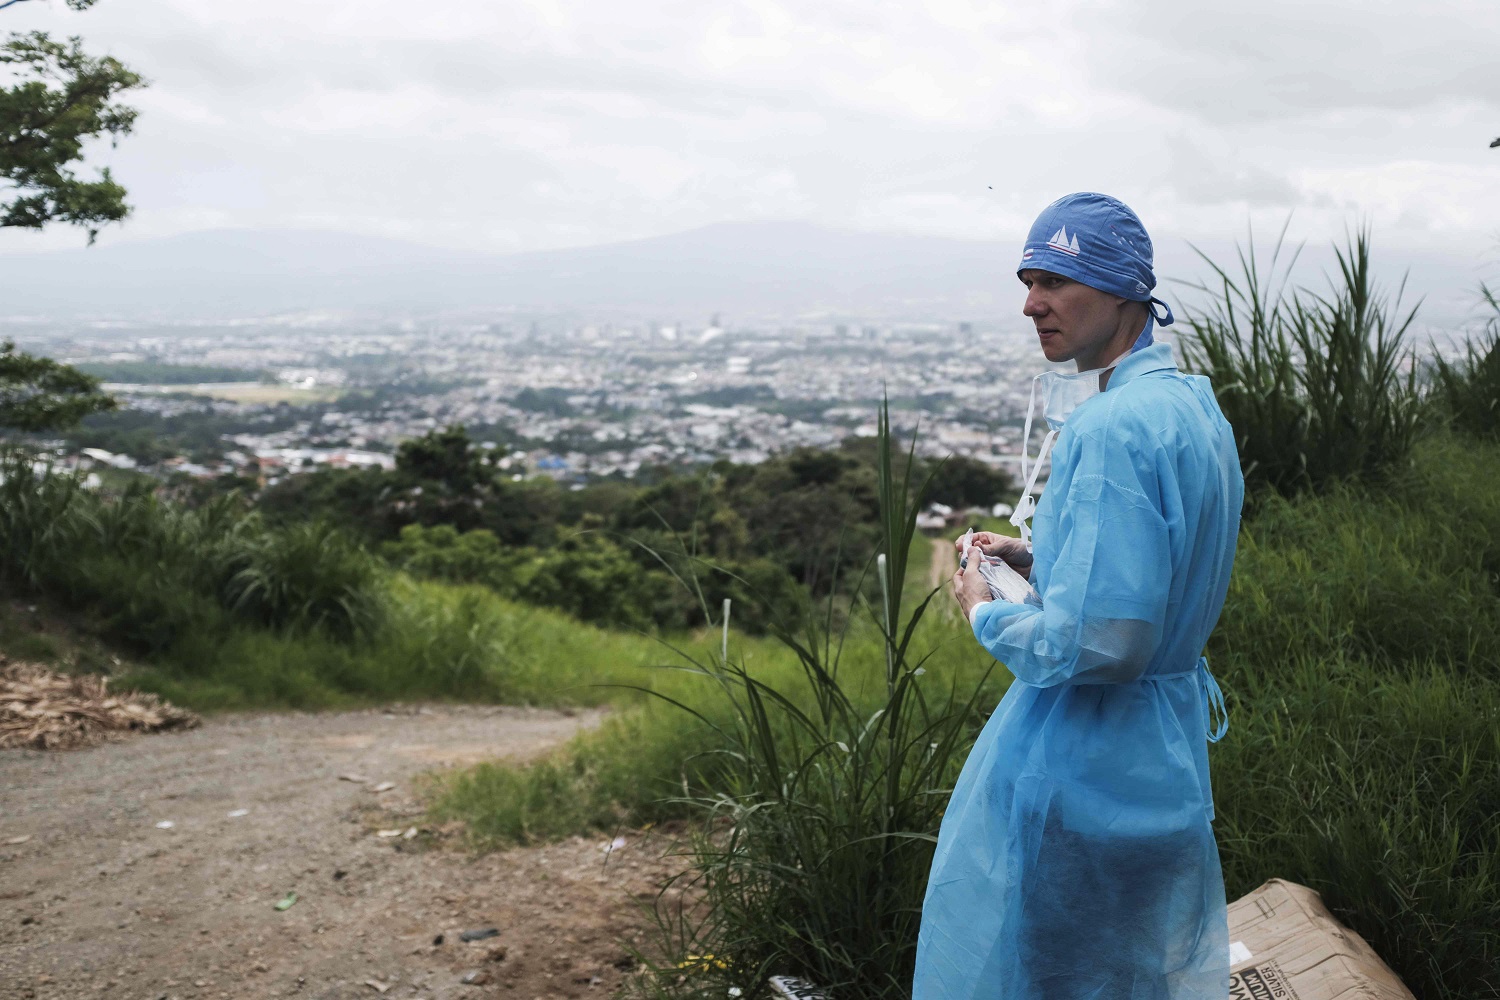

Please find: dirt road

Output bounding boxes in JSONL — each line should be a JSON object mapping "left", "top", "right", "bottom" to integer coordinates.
{"left": 927, "top": 535, "right": 956, "bottom": 591}
{"left": 0, "top": 706, "right": 678, "bottom": 1000}
{"left": 928, "top": 535, "right": 960, "bottom": 622}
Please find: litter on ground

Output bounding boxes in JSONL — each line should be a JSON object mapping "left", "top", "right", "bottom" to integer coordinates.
{"left": 0, "top": 660, "right": 198, "bottom": 750}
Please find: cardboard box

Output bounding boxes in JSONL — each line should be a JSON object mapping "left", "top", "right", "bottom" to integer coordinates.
{"left": 771, "top": 879, "right": 1411, "bottom": 1000}
{"left": 1228, "top": 879, "right": 1414, "bottom": 1000}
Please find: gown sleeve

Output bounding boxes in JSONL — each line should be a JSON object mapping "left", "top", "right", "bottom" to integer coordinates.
{"left": 972, "top": 417, "right": 1173, "bottom": 686}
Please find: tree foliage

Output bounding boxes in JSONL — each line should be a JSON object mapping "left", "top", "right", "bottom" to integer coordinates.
{"left": 256, "top": 423, "right": 1003, "bottom": 631}
{"left": 2, "top": 0, "right": 144, "bottom": 242}
{"left": 395, "top": 424, "right": 486, "bottom": 492}
{"left": 0, "top": 339, "right": 116, "bottom": 432}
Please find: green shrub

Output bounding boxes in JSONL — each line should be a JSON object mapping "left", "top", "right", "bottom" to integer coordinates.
{"left": 223, "top": 520, "right": 382, "bottom": 639}
{"left": 381, "top": 523, "right": 526, "bottom": 588}
{"left": 1181, "top": 228, "right": 1423, "bottom": 498}
{"left": 1428, "top": 285, "right": 1500, "bottom": 441}
{"left": 603, "top": 404, "right": 1000, "bottom": 999}
{"left": 384, "top": 521, "right": 808, "bottom": 635}
{"left": 0, "top": 451, "right": 91, "bottom": 587}
{"left": 0, "top": 451, "right": 382, "bottom": 650}
{"left": 67, "top": 552, "right": 226, "bottom": 653}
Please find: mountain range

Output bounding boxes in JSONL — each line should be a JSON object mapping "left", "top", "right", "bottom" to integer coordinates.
{"left": 0, "top": 221, "right": 1487, "bottom": 328}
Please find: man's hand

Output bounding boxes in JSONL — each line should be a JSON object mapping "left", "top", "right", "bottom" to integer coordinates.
{"left": 951, "top": 543, "right": 994, "bottom": 620}
{"left": 953, "top": 531, "right": 1033, "bottom": 579}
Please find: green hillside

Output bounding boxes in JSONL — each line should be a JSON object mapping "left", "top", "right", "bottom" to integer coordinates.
{"left": 2, "top": 235, "right": 1496, "bottom": 999}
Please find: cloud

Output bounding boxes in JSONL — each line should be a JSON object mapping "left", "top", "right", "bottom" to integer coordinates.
{"left": 1160, "top": 138, "right": 1303, "bottom": 208}
{"left": 0, "top": 0, "right": 1495, "bottom": 262}
{"left": 1085, "top": 0, "right": 1500, "bottom": 123}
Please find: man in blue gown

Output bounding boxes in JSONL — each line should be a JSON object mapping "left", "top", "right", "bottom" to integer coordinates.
{"left": 913, "top": 193, "right": 1243, "bottom": 1000}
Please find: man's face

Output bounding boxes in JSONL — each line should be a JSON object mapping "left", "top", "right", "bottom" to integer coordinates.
{"left": 1018, "top": 269, "right": 1125, "bottom": 366}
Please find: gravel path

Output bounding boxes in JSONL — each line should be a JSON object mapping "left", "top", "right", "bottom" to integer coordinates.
{"left": 0, "top": 705, "right": 678, "bottom": 1000}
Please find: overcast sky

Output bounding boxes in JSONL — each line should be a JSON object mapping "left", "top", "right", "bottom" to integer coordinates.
{"left": 2, "top": 0, "right": 1497, "bottom": 260}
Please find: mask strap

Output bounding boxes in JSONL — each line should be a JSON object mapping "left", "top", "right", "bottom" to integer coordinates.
{"left": 1016, "top": 374, "right": 1039, "bottom": 497}
{"left": 1009, "top": 375, "right": 1058, "bottom": 553}
{"left": 1009, "top": 429, "right": 1057, "bottom": 550}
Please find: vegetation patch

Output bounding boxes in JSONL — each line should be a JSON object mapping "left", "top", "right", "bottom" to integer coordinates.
{"left": 72, "top": 361, "right": 267, "bottom": 385}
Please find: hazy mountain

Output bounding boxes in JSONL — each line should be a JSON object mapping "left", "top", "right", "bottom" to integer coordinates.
{"left": 0, "top": 223, "right": 1014, "bottom": 319}
{"left": 0, "top": 221, "right": 1487, "bottom": 329}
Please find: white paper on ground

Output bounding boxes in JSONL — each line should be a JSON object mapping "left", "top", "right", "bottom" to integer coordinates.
{"left": 1230, "top": 940, "right": 1253, "bottom": 965}
{"left": 768, "top": 976, "right": 828, "bottom": 1000}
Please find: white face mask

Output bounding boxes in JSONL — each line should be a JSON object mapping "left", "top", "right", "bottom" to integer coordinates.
{"left": 1008, "top": 363, "right": 1116, "bottom": 550}
{"left": 1038, "top": 367, "right": 1113, "bottom": 429}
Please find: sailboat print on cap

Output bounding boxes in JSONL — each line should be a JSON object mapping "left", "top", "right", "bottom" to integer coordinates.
{"left": 1046, "top": 226, "right": 1082, "bottom": 256}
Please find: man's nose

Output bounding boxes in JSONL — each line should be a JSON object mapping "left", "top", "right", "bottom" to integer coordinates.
{"left": 1023, "top": 289, "right": 1046, "bottom": 317}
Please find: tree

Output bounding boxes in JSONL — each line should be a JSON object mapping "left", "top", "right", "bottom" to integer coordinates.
{"left": 923, "top": 454, "right": 1015, "bottom": 510}
{"left": 395, "top": 425, "right": 486, "bottom": 493}
{"left": 2, "top": 0, "right": 144, "bottom": 242}
{"left": 0, "top": 339, "right": 116, "bottom": 432}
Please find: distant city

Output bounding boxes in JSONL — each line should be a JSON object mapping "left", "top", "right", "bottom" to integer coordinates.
{"left": 10, "top": 312, "right": 1061, "bottom": 486}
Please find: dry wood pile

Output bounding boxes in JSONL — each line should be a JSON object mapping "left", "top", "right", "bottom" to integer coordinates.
{"left": 0, "top": 660, "right": 199, "bottom": 750}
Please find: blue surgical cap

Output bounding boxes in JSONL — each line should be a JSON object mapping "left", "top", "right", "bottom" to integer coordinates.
{"left": 1017, "top": 192, "right": 1175, "bottom": 348}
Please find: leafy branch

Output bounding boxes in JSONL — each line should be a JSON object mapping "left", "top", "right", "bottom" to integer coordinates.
{"left": 2, "top": 0, "right": 143, "bottom": 241}
{"left": 0, "top": 340, "right": 117, "bottom": 433}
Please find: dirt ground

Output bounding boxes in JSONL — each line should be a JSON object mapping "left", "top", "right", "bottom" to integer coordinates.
{"left": 0, "top": 705, "right": 682, "bottom": 1000}
{"left": 928, "top": 535, "right": 958, "bottom": 607}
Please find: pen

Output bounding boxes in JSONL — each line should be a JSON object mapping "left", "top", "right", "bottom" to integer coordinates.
{"left": 959, "top": 525, "right": 976, "bottom": 570}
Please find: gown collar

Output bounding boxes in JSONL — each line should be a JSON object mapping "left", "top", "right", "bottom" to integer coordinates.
{"left": 1105, "top": 340, "right": 1177, "bottom": 391}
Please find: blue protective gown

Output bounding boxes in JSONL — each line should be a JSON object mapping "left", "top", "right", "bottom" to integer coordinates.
{"left": 914, "top": 342, "right": 1244, "bottom": 1000}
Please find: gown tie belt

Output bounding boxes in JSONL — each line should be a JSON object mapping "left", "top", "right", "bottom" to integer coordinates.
{"left": 1146, "top": 657, "right": 1229, "bottom": 743}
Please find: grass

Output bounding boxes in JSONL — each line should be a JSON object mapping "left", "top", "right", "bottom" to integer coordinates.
{"left": 176, "top": 383, "right": 341, "bottom": 404}
{"left": 1428, "top": 284, "right": 1500, "bottom": 441}
{"left": 1216, "top": 435, "right": 1500, "bottom": 672}
{"left": 0, "top": 452, "right": 712, "bottom": 712}
{"left": 430, "top": 527, "right": 986, "bottom": 848}
{"left": 607, "top": 412, "right": 1007, "bottom": 997}
{"left": 6, "top": 434, "right": 1488, "bottom": 995}
{"left": 122, "top": 579, "right": 714, "bottom": 712}
{"left": 1179, "top": 226, "right": 1423, "bottom": 499}
{"left": 100, "top": 382, "right": 341, "bottom": 404}
{"left": 432, "top": 433, "right": 1500, "bottom": 1000}
{"left": 1212, "top": 655, "right": 1498, "bottom": 996}
{"left": 7, "top": 249, "right": 1500, "bottom": 996}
